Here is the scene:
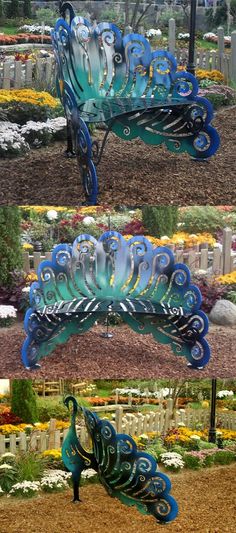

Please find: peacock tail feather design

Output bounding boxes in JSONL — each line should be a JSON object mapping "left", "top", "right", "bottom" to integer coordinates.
{"left": 62, "top": 396, "right": 178, "bottom": 523}
{"left": 52, "top": 2, "right": 220, "bottom": 159}
{"left": 22, "top": 231, "right": 210, "bottom": 369}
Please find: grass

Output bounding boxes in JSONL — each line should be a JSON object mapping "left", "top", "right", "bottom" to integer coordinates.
{"left": 0, "top": 26, "right": 19, "bottom": 35}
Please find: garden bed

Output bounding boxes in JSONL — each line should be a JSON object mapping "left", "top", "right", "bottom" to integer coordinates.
{"left": 0, "top": 322, "right": 235, "bottom": 379}
{"left": 0, "top": 465, "right": 235, "bottom": 532}
{"left": 0, "top": 107, "right": 235, "bottom": 206}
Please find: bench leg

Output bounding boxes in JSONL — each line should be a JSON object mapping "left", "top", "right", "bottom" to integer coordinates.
{"left": 65, "top": 119, "right": 76, "bottom": 158}
{"left": 75, "top": 118, "right": 99, "bottom": 205}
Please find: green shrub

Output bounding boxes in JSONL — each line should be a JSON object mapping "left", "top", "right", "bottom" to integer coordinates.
{"left": 213, "top": 450, "right": 236, "bottom": 465}
{"left": 37, "top": 398, "right": 69, "bottom": 422}
{"left": 142, "top": 206, "right": 178, "bottom": 238}
{"left": 23, "top": 0, "right": 31, "bottom": 18}
{"left": 145, "top": 440, "right": 167, "bottom": 461}
{"left": 0, "top": 207, "right": 22, "bottom": 287}
{"left": 6, "top": 0, "right": 20, "bottom": 18}
{"left": 11, "top": 380, "right": 38, "bottom": 424}
{"left": 198, "top": 440, "right": 217, "bottom": 450}
{"left": 183, "top": 454, "right": 201, "bottom": 470}
{"left": 1, "top": 102, "right": 63, "bottom": 125}
{"left": 16, "top": 452, "right": 45, "bottom": 482}
{"left": 35, "top": 7, "right": 57, "bottom": 26}
{"left": 0, "top": 462, "right": 18, "bottom": 492}
{"left": 179, "top": 206, "right": 224, "bottom": 235}
{"left": 202, "top": 454, "right": 215, "bottom": 468}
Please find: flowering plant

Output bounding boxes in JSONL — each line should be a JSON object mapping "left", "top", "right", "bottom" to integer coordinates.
{"left": 0, "top": 305, "right": 17, "bottom": 327}
{"left": 9, "top": 480, "right": 40, "bottom": 497}
{"left": 160, "top": 452, "right": 185, "bottom": 471}
{"left": 40, "top": 471, "right": 69, "bottom": 492}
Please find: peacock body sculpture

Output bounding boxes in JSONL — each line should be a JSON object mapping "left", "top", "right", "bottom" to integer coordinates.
{"left": 62, "top": 396, "right": 178, "bottom": 524}
{"left": 22, "top": 231, "right": 210, "bottom": 369}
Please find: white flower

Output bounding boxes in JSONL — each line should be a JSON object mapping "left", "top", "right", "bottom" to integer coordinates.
{"left": 83, "top": 216, "right": 95, "bottom": 226}
{"left": 190, "top": 435, "right": 201, "bottom": 441}
{"left": 0, "top": 463, "right": 13, "bottom": 470}
{"left": 160, "top": 235, "right": 170, "bottom": 240}
{"left": 160, "top": 452, "right": 184, "bottom": 469}
{"left": 217, "top": 390, "right": 234, "bottom": 399}
{"left": 10, "top": 481, "right": 40, "bottom": 494}
{"left": 81, "top": 469, "right": 97, "bottom": 479}
{"left": 22, "top": 286, "right": 30, "bottom": 293}
{"left": 1, "top": 452, "right": 15, "bottom": 458}
{"left": 0, "top": 305, "right": 17, "bottom": 319}
{"left": 47, "top": 209, "right": 58, "bottom": 221}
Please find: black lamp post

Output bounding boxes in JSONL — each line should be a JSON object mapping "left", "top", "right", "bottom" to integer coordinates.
{"left": 187, "top": 0, "right": 197, "bottom": 76}
{"left": 208, "top": 378, "right": 217, "bottom": 443}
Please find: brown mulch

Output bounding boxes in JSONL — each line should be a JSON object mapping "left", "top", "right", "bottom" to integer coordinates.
{"left": 0, "top": 465, "right": 235, "bottom": 532}
{"left": 0, "top": 107, "right": 235, "bottom": 206}
{"left": 0, "top": 321, "right": 235, "bottom": 379}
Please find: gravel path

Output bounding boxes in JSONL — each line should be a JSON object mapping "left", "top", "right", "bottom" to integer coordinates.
{"left": 0, "top": 465, "right": 235, "bottom": 532}
{"left": 0, "top": 321, "right": 235, "bottom": 379}
{"left": 0, "top": 108, "right": 235, "bottom": 206}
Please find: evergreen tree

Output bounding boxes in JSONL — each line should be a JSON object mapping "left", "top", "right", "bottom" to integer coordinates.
{"left": 23, "top": 0, "right": 31, "bottom": 18}
{"left": 0, "top": 207, "right": 22, "bottom": 287}
{"left": 0, "top": 0, "right": 3, "bottom": 19}
{"left": 142, "top": 206, "right": 178, "bottom": 238}
{"left": 6, "top": 0, "right": 20, "bottom": 19}
{"left": 11, "top": 380, "right": 38, "bottom": 424}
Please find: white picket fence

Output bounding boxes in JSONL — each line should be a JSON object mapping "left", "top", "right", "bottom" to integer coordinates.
{"left": 0, "top": 405, "right": 235, "bottom": 456}
{"left": 0, "top": 23, "right": 236, "bottom": 89}
{"left": 22, "top": 227, "right": 236, "bottom": 276}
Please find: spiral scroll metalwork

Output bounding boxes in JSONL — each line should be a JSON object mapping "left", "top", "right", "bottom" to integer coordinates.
{"left": 51, "top": 2, "right": 220, "bottom": 204}
{"left": 61, "top": 397, "right": 178, "bottom": 523}
{"left": 22, "top": 231, "right": 210, "bottom": 369}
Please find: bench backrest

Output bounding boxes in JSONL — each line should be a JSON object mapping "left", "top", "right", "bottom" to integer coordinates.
{"left": 52, "top": 2, "right": 197, "bottom": 105}
{"left": 22, "top": 231, "right": 210, "bottom": 369}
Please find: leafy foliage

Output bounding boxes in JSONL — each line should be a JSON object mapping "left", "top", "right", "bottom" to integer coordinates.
{"left": 192, "top": 274, "right": 227, "bottom": 313}
{"left": 179, "top": 206, "right": 224, "bottom": 235}
{"left": 141, "top": 206, "right": 178, "bottom": 238}
{"left": 0, "top": 207, "right": 22, "bottom": 287}
{"left": 11, "top": 380, "right": 38, "bottom": 424}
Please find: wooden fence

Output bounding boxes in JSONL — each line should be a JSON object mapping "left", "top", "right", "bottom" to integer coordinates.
{"left": 22, "top": 227, "right": 236, "bottom": 276}
{"left": 1, "top": 24, "right": 236, "bottom": 89}
{"left": 0, "top": 404, "right": 235, "bottom": 456}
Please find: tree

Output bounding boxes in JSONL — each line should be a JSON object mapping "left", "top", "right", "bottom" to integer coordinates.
{"left": 124, "top": 0, "right": 153, "bottom": 32}
{"left": 23, "top": 0, "right": 31, "bottom": 19}
{"left": 11, "top": 380, "right": 38, "bottom": 424}
{"left": 6, "top": 0, "right": 20, "bottom": 18}
{"left": 142, "top": 206, "right": 178, "bottom": 238}
{"left": 0, "top": 207, "right": 22, "bottom": 287}
{"left": 0, "top": 0, "right": 3, "bottom": 19}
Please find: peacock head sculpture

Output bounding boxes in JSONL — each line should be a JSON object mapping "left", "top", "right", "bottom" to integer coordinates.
{"left": 62, "top": 396, "right": 178, "bottom": 524}
{"left": 22, "top": 231, "right": 210, "bottom": 369}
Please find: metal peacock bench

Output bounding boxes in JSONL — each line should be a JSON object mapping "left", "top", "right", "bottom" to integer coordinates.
{"left": 62, "top": 395, "right": 178, "bottom": 524}
{"left": 22, "top": 231, "right": 210, "bottom": 369}
{"left": 52, "top": 2, "right": 220, "bottom": 204}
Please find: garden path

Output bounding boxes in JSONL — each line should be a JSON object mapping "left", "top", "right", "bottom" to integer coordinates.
{"left": 0, "top": 322, "right": 235, "bottom": 378}
{"left": 0, "top": 108, "right": 235, "bottom": 206}
{"left": 0, "top": 464, "right": 235, "bottom": 532}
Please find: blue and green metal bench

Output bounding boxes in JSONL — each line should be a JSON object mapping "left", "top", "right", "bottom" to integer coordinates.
{"left": 61, "top": 395, "right": 178, "bottom": 524}
{"left": 22, "top": 231, "right": 210, "bottom": 369}
{"left": 52, "top": 1, "right": 220, "bottom": 204}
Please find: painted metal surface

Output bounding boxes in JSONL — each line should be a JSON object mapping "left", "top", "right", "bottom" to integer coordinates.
{"left": 62, "top": 396, "right": 178, "bottom": 523}
{"left": 22, "top": 232, "right": 210, "bottom": 369}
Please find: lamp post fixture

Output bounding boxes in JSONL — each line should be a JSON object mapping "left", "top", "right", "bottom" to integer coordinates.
{"left": 187, "top": 0, "right": 197, "bottom": 76}
{"left": 208, "top": 378, "right": 217, "bottom": 443}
